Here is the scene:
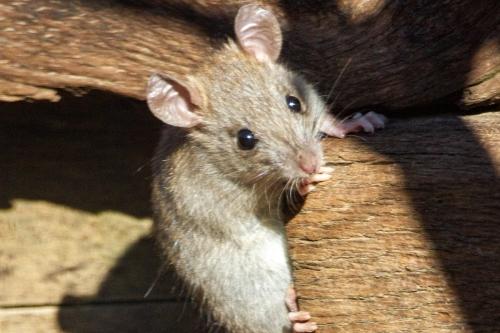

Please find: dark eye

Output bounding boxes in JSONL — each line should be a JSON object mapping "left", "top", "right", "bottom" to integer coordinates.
{"left": 237, "top": 128, "right": 257, "bottom": 150}
{"left": 286, "top": 95, "right": 301, "bottom": 113}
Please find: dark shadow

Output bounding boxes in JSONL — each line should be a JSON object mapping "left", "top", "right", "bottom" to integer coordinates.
{"left": 360, "top": 112, "right": 500, "bottom": 331}
{"left": 57, "top": 235, "right": 208, "bottom": 333}
{"left": 0, "top": 91, "right": 159, "bottom": 217}
{"left": 280, "top": 0, "right": 499, "bottom": 110}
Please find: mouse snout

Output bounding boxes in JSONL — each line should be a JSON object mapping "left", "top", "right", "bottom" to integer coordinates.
{"left": 297, "top": 150, "right": 319, "bottom": 175}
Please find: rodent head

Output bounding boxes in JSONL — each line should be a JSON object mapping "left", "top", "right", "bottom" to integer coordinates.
{"left": 147, "top": 4, "right": 326, "bottom": 194}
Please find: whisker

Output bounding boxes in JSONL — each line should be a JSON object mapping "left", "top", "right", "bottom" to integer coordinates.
{"left": 325, "top": 57, "right": 352, "bottom": 105}
{"left": 328, "top": 98, "right": 360, "bottom": 125}
{"left": 144, "top": 263, "right": 167, "bottom": 298}
{"left": 278, "top": 178, "right": 294, "bottom": 217}
{"left": 289, "top": 178, "right": 301, "bottom": 211}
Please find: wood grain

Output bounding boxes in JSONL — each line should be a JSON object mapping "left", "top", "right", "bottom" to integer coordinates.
{"left": 0, "top": 93, "right": 206, "bottom": 333}
{"left": 0, "top": 0, "right": 210, "bottom": 100}
{"left": 0, "top": 0, "right": 498, "bottom": 109}
{"left": 1, "top": 92, "right": 499, "bottom": 332}
{"left": 288, "top": 112, "right": 500, "bottom": 332}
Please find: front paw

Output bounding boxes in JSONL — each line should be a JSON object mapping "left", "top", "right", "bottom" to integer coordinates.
{"left": 321, "top": 111, "right": 387, "bottom": 138}
{"left": 286, "top": 287, "right": 318, "bottom": 332}
{"left": 298, "top": 166, "right": 334, "bottom": 196}
{"left": 289, "top": 312, "right": 317, "bottom": 333}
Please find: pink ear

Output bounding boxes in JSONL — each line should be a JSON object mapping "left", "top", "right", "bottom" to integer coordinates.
{"left": 146, "top": 74, "right": 202, "bottom": 128}
{"left": 234, "top": 4, "right": 282, "bottom": 63}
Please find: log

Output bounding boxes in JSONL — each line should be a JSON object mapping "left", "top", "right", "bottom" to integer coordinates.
{"left": 0, "top": 0, "right": 498, "bottom": 109}
{"left": 287, "top": 111, "right": 500, "bottom": 332}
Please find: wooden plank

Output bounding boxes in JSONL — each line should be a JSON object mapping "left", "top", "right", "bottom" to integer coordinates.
{"left": 0, "top": 199, "right": 172, "bottom": 306}
{"left": 0, "top": 93, "right": 172, "bottom": 307}
{"left": 0, "top": 94, "right": 207, "bottom": 332}
{"left": 0, "top": 303, "right": 203, "bottom": 333}
{"left": 288, "top": 111, "right": 500, "bottom": 332}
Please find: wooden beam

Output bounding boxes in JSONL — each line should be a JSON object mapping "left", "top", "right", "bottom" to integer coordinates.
{"left": 0, "top": 0, "right": 498, "bottom": 109}
{"left": 287, "top": 111, "right": 500, "bottom": 332}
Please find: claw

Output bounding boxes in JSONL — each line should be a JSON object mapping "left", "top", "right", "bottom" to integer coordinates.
{"left": 319, "top": 166, "right": 334, "bottom": 174}
{"left": 309, "top": 173, "right": 332, "bottom": 183}
{"left": 286, "top": 286, "right": 298, "bottom": 312}
{"left": 298, "top": 165, "right": 334, "bottom": 196}
{"left": 288, "top": 311, "right": 311, "bottom": 322}
{"left": 293, "top": 321, "right": 318, "bottom": 333}
{"left": 286, "top": 287, "right": 317, "bottom": 333}
{"left": 365, "top": 111, "right": 387, "bottom": 128}
{"left": 298, "top": 183, "right": 315, "bottom": 196}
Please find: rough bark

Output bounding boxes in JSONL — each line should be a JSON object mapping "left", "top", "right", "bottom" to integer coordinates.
{"left": 0, "top": 0, "right": 498, "bottom": 109}
{"left": 287, "top": 111, "right": 500, "bottom": 332}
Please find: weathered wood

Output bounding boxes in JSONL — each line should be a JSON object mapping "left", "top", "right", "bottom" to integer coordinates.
{"left": 287, "top": 111, "right": 500, "bottom": 332}
{"left": 281, "top": 0, "right": 500, "bottom": 109}
{"left": 1, "top": 93, "right": 499, "bottom": 332}
{"left": 0, "top": 303, "right": 201, "bottom": 333}
{"left": 0, "top": 0, "right": 209, "bottom": 100}
{"left": 0, "top": 93, "right": 166, "bottom": 305}
{"left": 0, "top": 0, "right": 498, "bottom": 109}
{"left": 0, "top": 94, "right": 207, "bottom": 332}
{"left": 0, "top": 199, "right": 161, "bottom": 306}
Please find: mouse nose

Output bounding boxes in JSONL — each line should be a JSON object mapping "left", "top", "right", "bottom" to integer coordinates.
{"left": 297, "top": 150, "right": 319, "bottom": 175}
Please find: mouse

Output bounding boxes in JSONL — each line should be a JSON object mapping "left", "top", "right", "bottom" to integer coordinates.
{"left": 146, "top": 4, "right": 384, "bottom": 333}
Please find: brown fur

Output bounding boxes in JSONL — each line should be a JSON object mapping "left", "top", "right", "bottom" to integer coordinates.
{"left": 151, "top": 36, "right": 326, "bottom": 333}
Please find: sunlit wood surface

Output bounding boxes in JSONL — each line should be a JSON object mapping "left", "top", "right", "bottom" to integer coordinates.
{"left": 1, "top": 93, "right": 499, "bottom": 332}
{"left": 289, "top": 111, "right": 500, "bottom": 332}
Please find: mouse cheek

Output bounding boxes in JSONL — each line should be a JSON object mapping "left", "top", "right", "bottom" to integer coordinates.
{"left": 276, "top": 151, "right": 301, "bottom": 181}
{"left": 250, "top": 150, "right": 278, "bottom": 182}
{"left": 234, "top": 151, "right": 262, "bottom": 183}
